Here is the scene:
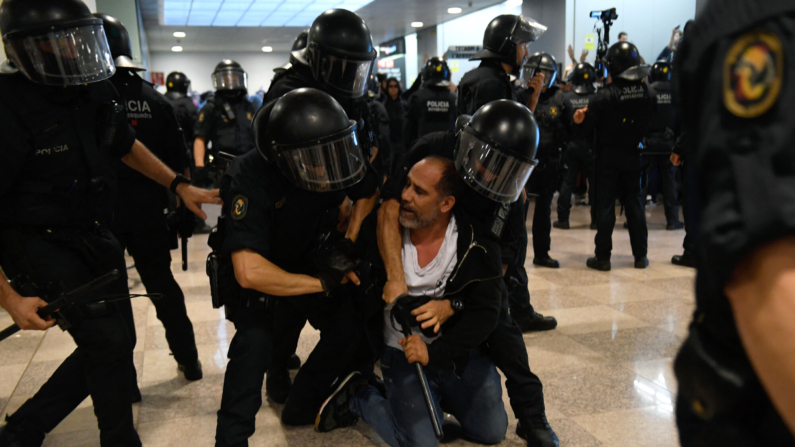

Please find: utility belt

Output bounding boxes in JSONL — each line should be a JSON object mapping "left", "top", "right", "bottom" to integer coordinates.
{"left": 674, "top": 321, "right": 795, "bottom": 445}
{"left": 206, "top": 215, "right": 275, "bottom": 320}
{"left": 644, "top": 129, "right": 675, "bottom": 155}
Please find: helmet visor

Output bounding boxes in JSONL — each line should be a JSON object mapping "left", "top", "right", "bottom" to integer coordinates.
{"left": 5, "top": 24, "right": 115, "bottom": 85}
{"left": 320, "top": 55, "right": 373, "bottom": 98}
{"left": 455, "top": 129, "right": 538, "bottom": 203}
{"left": 275, "top": 127, "right": 367, "bottom": 192}
{"left": 519, "top": 64, "right": 556, "bottom": 90}
{"left": 212, "top": 69, "right": 248, "bottom": 90}
{"left": 510, "top": 16, "right": 547, "bottom": 44}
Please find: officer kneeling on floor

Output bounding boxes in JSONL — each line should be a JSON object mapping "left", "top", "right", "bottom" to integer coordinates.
{"left": 316, "top": 156, "right": 509, "bottom": 447}
{"left": 211, "top": 88, "right": 379, "bottom": 446}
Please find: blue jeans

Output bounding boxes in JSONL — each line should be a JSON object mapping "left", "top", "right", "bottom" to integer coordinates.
{"left": 351, "top": 347, "right": 508, "bottom": 447}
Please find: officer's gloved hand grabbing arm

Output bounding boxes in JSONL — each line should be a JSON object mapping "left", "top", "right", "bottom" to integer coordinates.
{"left": 122, "top": 139, "right": 222, "bottom": 220}
{"left": 312, "top": 238, "right": 363, "bottom": 292}
{"left": 0, "top": 270, "right": 55, "bottom": 331}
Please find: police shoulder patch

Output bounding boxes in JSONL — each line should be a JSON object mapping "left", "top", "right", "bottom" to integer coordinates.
{"left": 724, "top": 29, "right": 784, "bottom": 119}
{"left": 232, "top": 195, "right": 249, "bottom": 220}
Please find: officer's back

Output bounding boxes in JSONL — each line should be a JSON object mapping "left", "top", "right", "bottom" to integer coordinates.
{"left": 645, "top": 62, "right": 677, "bottom": 152}
{"left": 588, "top": 78, "right": 654, "bottom": 156}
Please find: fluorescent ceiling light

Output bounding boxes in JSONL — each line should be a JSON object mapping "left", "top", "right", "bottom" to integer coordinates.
{"left": 171, "top": 45, "right": 183, "bottom": 52}
{"left": 447, "top": 7, "right": 462, "bottom": 14}
{"left": 411, "top": 22, "right": 423, "bottom": 28}
{"left": 505, "top": 0, "right": 523, "bottom": 6}
{"left": 173, "top": 31, "right": 186, "bottom": 38}
{"left": 262, "top": 46, "right": 273, "bottom": 52}
{"left": 163, "top": 0, "right": 377, "bottom": 27}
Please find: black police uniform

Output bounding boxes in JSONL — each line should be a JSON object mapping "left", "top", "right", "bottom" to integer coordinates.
{"left": 457, "top": 60, "right": 518, "bottom": 115}
{"left": 165, "top": 91, "right": 199, "bottom": 155}
{"left": 195, "top": 91, "right": 256, "bottom": 157}
{"left": 644, "top": 79, "right": 681, "bottom": 227}
{"left": 367, "top": 94, "right": 391, "bottom": 176}
{"left": 109, "top": 70, "right": 200, "bottom": 370}
{"left": 263, "top": 64, "right": 384, "bottom": 415}
{"left": 579, "top": 79, "right": 654, "bottom": 261}
{"left": 557, "top": 89, "right": 597, "bottom": 225}
{"left": 403, "top": 85, "right": 457, "bottom": 149}
{"left": 672, "top": 132, "right": 695, "bottom": 261}
{"left": 0, "top": 72, "right": 141, "bottom": 446}
{"left": 524, "top": 86, "right": 568, "bottom": 260}
{"left": 673, "top": 3, "right": 795, "bottom": 445}
{"left": 215, "top": 151, "right": 377, "bottom": 444}
{"left": 384, "top": 131, "right": 548, "bottom": 422}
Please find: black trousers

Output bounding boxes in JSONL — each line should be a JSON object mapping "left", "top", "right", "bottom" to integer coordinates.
{"left": 113, "top": 224, "right": 198, "bottom": 366}
{"left": 504, "top": 195, "right": 534, "bottom": 318}
{"left": 0, "top": 226, "right": 140, "bottom": 446}
{"left": 269, "top": 292, "right": 366, "bottom": 426}
{"left": 643, "top": 154, "right": 681, "bottom": 225}
{"left": 216, "top": 305, "right": 273, "bottom": 447}
{"left": 557, "top": 143, "right": 595, "bottom": 224}
{"left": 593, "top": 154, "right": 648, "bottom": 260}
{"left": 528, "top": 158, "right": 559, "bottom": 259}
{"left": 486, "top": 282, "right": 545, "bottom": 420}
{"left": 679, "top": 163, "right": 696, "bottom": 256}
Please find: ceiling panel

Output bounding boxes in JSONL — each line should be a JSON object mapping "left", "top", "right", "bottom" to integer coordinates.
{"left": 140, "top": 0, "right": 505, "bottom": 53}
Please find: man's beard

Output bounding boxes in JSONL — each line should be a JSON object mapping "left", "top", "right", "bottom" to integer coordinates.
{"left": 399, "top": 203, "right": 439, "bottom": 229}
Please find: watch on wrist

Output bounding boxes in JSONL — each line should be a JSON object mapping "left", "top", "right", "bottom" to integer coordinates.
{"left": 170, "top": 173, "right": 190, "bottom": 194}
{"left": 450, "top": 298, "right": 463, "bottom": 313}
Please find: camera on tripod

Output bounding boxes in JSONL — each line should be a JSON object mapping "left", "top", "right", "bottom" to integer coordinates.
{"left": 590, "top": 7, "right": 618, "bottom": 78}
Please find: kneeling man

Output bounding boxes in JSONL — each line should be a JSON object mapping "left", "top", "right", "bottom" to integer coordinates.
{"left": 316, "top": 156, "right": 507, "bottom": 447}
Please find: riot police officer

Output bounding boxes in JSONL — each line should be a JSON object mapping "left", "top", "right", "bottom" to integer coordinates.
{"left": 262, "top": 9, "right": 382, "bottom": 419}
{"left": 272, "top": 30, "right": 308, "bottom": 77}
{"left": 0, "top": 1, "right": 219, "bottom": 445}
{"left": 457, "top": 14, "right": 547, "bottom": 115}
{"left": 574, "top": 42, "right": 654, "bottom": 271}
{"left": 644, "top": 61, "right": 682, "bottom": 230}
{"left": 403, "top": 57, "right": 457, "bottom": 148}
{"left": 673, "top": 2, "right": 795, "bottom": 445}
{"left": 97, "top": 13, "right": 202, "bottom": 381}
{"left": 214, "top": 88, "right": 375, "bottom": 445}
{"left": 555, "top": 62, "right": 598, "bottom": 230}
{"left": 519, "top": 52, "right": 565, "bottom": 269}
{"left": 165, "top": 71, "right": 198, "bottom": 154}
{"left": 194, "top": 60, "right": 256, "bottom": 183}
{"left": 379, "top": 101, "right": 558, "bottom": 446}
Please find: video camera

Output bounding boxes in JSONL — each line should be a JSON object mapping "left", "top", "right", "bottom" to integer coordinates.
{"left": 590, "top": 7, "right": 618, "bottom": 78}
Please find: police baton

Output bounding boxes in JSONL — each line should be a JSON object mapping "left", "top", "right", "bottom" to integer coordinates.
{"left": 388, "top": 294, "right": 444, "bottom": 440}
{"left": 0, "top": 270, "right": 121, "bottom": 342}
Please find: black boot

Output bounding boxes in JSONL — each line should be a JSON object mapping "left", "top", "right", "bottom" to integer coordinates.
{"left": 634, "top": 257, "right": 649, "bottom": 269}
{"left": 266, "top": 367, "right": 292, "bottom": 404}
{"left": 0, "top": 417, "right": 45, "bottom": 447}
{"left": 666, "top": 221, "right": 684, "bottom": 230}
{"left": 552, "top": 221, "right": 569, "bottom": 230}
{"left": 672, "top": 252, "right": 696, "bottom": 268}
{"left": 517, "top": 414, "right": 559, "bottom": 447}
{"left": 512, "top": 312, "right": 558, "bottom": 332}
{"left": 288, "top": 354, "right": 302, "bottom": 370}
{"left": 179, "top": 359, "right": 203, "bottom": 381}
{"left": 586, "top": 257, "right": 611, "bottom": 271}
{"left": 532, "top": 257, "right": 560, "bottom": 269}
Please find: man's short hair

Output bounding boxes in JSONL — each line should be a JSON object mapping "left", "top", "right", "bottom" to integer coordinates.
{"left": 423, "top": 156, "right": 463, "bottom": 200}
{"left": 618, "top": 32, "right": 628, "bottom": 39}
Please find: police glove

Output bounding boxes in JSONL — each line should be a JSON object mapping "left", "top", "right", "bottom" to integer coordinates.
{"left": 312, "top": 238, "right": 362, "bottom": 292}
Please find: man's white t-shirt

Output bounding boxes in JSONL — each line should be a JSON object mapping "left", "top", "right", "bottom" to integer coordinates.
{"left": 383, "top": 215, "right": 459, "bottom": 350}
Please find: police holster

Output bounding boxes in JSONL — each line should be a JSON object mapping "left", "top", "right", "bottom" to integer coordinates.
{"left": 207, "top": 215, "right": 236, "bottom": 309}
{"left": 674, "top": 323, "right": 795, "bottom": 445}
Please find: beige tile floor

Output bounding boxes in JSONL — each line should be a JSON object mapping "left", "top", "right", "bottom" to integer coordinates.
{"left": 0, "top": 199, "right": 694, "bottom": 447}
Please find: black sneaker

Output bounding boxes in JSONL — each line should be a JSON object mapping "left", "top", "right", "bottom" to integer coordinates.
{"left": 179, "top": 359, "right": 203, "bottom": 381}
{"left": 634, "top": 257, "right": 649, "bottom": 269}
{"left": 513, "top": 312, "right": 558, "bottom": 332}
{"left": 666, "top": 221, "right": 684, "bottom": 230}
{"left": 586, "top": 257, "right": 611, "bottom": 271}
{"left": 266, "top": 368, "right": 292, "bottom": 404}
{"left": 288, "top": 354, "right": 302, "bottom": 370}
{"left": 589, "top": 222, "right": 597, "bottom": 230}
{"left": 0, "top": 417, "right": 45, "bottom": 447}
{"left": 315, "top": 372, "right": 366, "bottom": 433}
{"left": 517, "top": 414, "right": 559, "bottom": 447}
{"left": 532, "top": 257, "right": 560, "bottom": 269}
{"left": 671, "top": 253, "right": 696, "bottom": 268}
{"left": 552, "top": 221, "right": 569, "bottom": 230}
